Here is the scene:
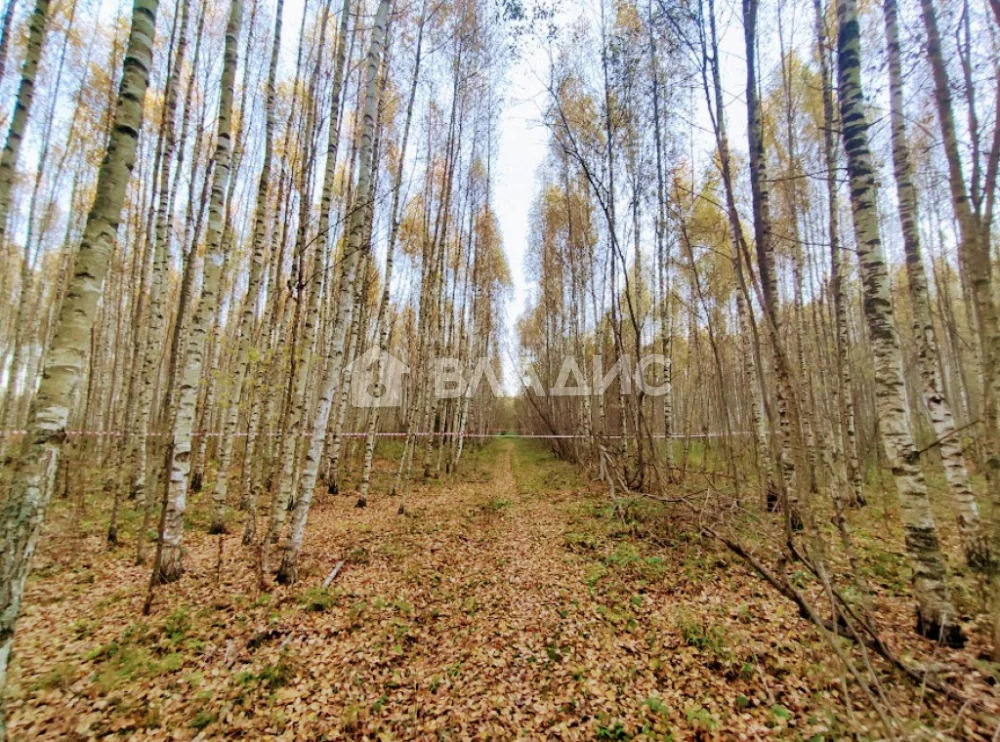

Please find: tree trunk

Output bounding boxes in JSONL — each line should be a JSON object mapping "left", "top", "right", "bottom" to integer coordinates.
{"left": 837, "top": 0, "right": 963, "bottom": 645}
{"left": 358, "top": 2, "right": 424, "bottom": 506}
{"left": 0, "top": 0, "right": 49, "bottom": 246}
{"left": 883, "top": 0, "right": 988, "bottom": 571}
{"left": 276, "top": 0, "right": 391, "bottom": 585}
{"left": 0, "top": 0, "right": 159, "bottom": 729}
{"left": 152, "top": 0, "right": 242, "bottom": 586}
{"left": 741, "top": 0, "right": 806, "bottom": 533}
{"left": 811, "top": 0, "right": 864, "bottom": 508}
{"left": 207, "top": 0, "right": 284, "bottom": 538}
{"left": 134, "top": 0, "right": 190, "bottom": 564}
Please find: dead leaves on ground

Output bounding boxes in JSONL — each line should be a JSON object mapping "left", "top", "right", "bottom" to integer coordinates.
{"left": 4, "top": 441, "right": 999, "bottom": 740}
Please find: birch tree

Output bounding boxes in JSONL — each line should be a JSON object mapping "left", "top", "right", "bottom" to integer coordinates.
{"left": 0, "top": 0, "right": 49, "bottom": 245}
{"left": 882, "top": 0, "right": 988, "bottom": 572}
{"left": 0, "top": 0, "right": 159, "bottom": 726}
{"left": 276, "top": 0, "right": 392, "bottom": 585}
{"left": 153, "top": 0, "right": 242, "bottom": 585}
{"left": 836, "top": 0, "right": 963, "bottom": 645}
{"left": 208, "top": 0, "right": 284, "bottom": 537}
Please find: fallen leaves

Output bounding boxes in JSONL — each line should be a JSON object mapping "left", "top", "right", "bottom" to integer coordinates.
{"left": 3, "top": 440, "right": 998, "bottom": 739}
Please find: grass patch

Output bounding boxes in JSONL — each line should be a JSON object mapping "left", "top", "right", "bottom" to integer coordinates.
{"left": 30, "top": 663, "right": 76, "bottom": 692}
{"left": 485, "top": 497, "right": 512, "bottom": 513}
{"left": 298, "top": 586, "right": 339, "bottom": 612}
{"left": 596, "top": 720, "right": 632, "bottom": 740}
{"left": 564, "top": 531, "right": 602, "bottom": 552}
{"left": 509, "top": 440, "right": 585, "bottom": 495}
{"left": 161, "top": 608, "right": 191, "bottom": 644}
{"left": 603, "top": 543, "right": 668, "bottom": 582}
{"left": 190, "top": 709, "right": 216, "bottom": 730}
{"left": 258, "top": 655, "right": 295, "bottom": 690}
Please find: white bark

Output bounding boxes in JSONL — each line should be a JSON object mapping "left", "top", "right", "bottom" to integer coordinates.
{"left": 134, "top": 0, "right": 190, "bottom": 565}
{"left": 837, "top": 0, "right": 963, "bottom": 645}
{"left": 276, "top": 0, "right": 391, "bottom": 584}
{"left": 0, "top": 0, "right": 159, "bottom": 728}
{"left": 883, "top": 0, "right": 987, "bottom": 571}
{"left": 155, "top": 0, "right": 242, "bottom": 584}
{"left": 357, "top": 7, "right": 423, "bottom": 504}
{"left": 208, "top": 0, "right": 284, "bottom": 534}
{"left": 0, "top": 0, "right": 49, "bottom": 245}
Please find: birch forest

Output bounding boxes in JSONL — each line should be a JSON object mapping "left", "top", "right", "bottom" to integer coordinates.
{"left": 0, "top": 0, "right": 999, "bottom": 737}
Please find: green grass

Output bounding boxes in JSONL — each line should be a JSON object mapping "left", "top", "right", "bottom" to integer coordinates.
{"left": 30, "top": 663, "right": 76, "bottom": 692}
{"left": 298, "top": 586, "right": 339, "bottom": 612}
{"left": 485, "top": 496, "right": 511, "bottom": 513}
{"left": 509, "top": 440, "right": 585, "bottom": 495}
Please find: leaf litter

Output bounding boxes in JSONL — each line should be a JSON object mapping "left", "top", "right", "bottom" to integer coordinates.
{"left": 4, "top": 440, "right": 999, "bottom": 740}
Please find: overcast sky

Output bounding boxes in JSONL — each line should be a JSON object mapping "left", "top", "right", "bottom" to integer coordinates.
{"left": 493, "top": 44, "right": 550, "bottom": 392}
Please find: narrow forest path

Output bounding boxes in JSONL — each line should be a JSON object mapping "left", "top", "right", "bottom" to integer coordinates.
{"left": 4, "top": 441, "right": 984, "bottom": 740}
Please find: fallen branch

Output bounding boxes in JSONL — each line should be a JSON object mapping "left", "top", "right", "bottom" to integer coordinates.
{"left": 703, "top": 524, "right": 998, "bottom": 718}
{"left": 224, "top": 624, "right": 290, "bottom": 668}
{"left": 909, "top": 418, "right": 980, "bottom": 461}
{"left": 322, "top": 560, "right": 345, "bottom": 588}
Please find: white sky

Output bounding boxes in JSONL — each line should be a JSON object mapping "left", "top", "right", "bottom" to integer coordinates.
{"left": 493, "top": 45, "right": 551, "bottom": 392}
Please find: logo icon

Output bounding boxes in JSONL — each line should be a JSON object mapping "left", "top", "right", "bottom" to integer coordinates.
{"left": 347, "top": 346, "right": 409, "bottom": 408}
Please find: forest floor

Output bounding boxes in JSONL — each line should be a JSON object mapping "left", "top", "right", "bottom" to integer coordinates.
{"left": 4, "top": 439, "right": 1000, "bottom": 740}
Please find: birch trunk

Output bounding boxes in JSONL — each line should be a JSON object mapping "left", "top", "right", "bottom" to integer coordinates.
{"left": 0, "top": 0, "right": 16, "bottom": 88}
{"left": 134, "top": 0, "right": 189, "bottom": 564}
{"left": 741, "top": 0, "right": 806, "bottom": 532}
{"left": 649, "top": 28, "right": 673, "bottom": 479}
{"left": 837, "top": 0, "right": 963, "bottom": 645}
{"left": 0, "top": 0, "right": 49, "bottom": 246}
{"left": 153, "top": 0, "right": 241, "bottom": 585}
{"left": 191, "top": 0, "right": 258, "bottom": 493}
{"left": 811, "top": 0, "right": 864, "bottom": 508}
{"left": 883, "top": 0, "right": 988, "bottom": 571}
{"left": 0, "top": 0, "right": 159, "bottom": 727}
{"left": 208, "top": 0, "right": 284, "bottom": 536}
{"left": 276, "top": 0, "right": 391, "bottom": 585}
{"left": 358, "top": 5, "right": 423, "bottom": 505}
{"left": 0, "top": 0, "right": 56, "bottom": 438}
{"left": 918, "top": 0, "right": 1000, "bottom": 655}
{"left": 328, "top": 110, "right": 384, "bottom": 498}
{"left": 266, "top": 0, "right": 335, "bottom": 544}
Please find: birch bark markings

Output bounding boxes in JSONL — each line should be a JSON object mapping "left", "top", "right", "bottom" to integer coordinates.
{"left": 270, "top": 0, "right": 352, "bottom": 519}
{"left": 0, "top": 0, "right": 65, "bottom": 437}
{"left": 648, "top": 20, "right": 673, "bottom": 480}
{"left": 210, "top": 0, "right": 285, "bottom": 536}
{"left": 134, "top": 0, "right": 190, "bottom": 564}
{"left": 836, "top": 0, "right": 963, "bottom": 645}
{"left": 266, "top": 0, "right": 334, "bottom": 545}
{"left": 0, "top": 0, "right": 16, "bottom": 88}
{"left": 154, "top": 0, "right": 242, "bottom": 586}
{"left": 276, "top": 0, "right": 391, "bottom": 585}
{"left": 811, "top": 0, "right": 864, "bottom": 508}
{"left": 0, "top": 0, "right": 48, "bottom": 246}
{"left": 882, "top": 0, "right": 988, "bottom": 572}
{"left": 0, "top": 0, "right": 159, "bottom": 727}
{"left": 918, "top": 0, "right": 1000, "bottom": 657}
{"left": 741, "top": 0, "right": 807, "bottom": 532}
{"left": 358, "top": 1, "right": 425, "bottom": 507}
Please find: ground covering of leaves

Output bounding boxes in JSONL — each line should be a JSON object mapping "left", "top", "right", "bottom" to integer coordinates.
{"left": 4, "top": 439, "right": 999, "bottom": 740}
